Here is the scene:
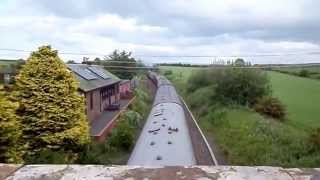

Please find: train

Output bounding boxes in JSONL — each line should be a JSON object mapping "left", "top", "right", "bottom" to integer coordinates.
{"left": 127, "top": 72, "right": 196, "bottom": 166}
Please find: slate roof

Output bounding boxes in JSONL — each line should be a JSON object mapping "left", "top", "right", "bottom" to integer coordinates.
{"left": 67, "top": 64, "right": 120, "bottom": 92}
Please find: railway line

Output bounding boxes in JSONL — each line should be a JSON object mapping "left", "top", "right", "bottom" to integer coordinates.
{"left": 127, "top": 72, "right": 217, "bottom": 166}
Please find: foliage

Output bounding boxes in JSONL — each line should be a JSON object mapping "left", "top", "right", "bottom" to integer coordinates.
{"left": 81, "top": 50, "right": 142, "bottom": 79}
{"left": 129, "top": 88, "right": 151, "bottom": 118}
{"left": 186, "top": 70, "right": 211, "bottom": 92}
{"left": 109, "top": 119, "right": 134, "bottom": 151}
{"left": 14, "top": 46, "right": 90, "bottom": 161}
{"left": 187, "top": 68, "right": 271, "bottom": 106}
{"left": 122, "top": 110, "right": 142, "bottom": 128}
{"left": 103, "top": 50, "right": 138, "bottom": 79}
{"left": 161, "top": 65, "right": 320, "bottom": 167}
{"left": 216, "top": 69, "right": 271, "bottom": 105}
{"left": 164, "top": 70, "right": 173, "bottom": 76}
{"left": 309, "top": 128, "right": 320, "bottom": 150}
{"left": 24, "top": 149, "right": 75, "bottom": 164}
{"left": 66, "top": 60, "right": 76, "bottom": 64}
{"left": 254, "top": 96, "right": 286, "bottom": 120}
{"left": 77, "top": 142, "right": 113, "bottom": 164}
{"left": 200, "top": 108, "right": 320, "bottom": 167}
{"left": 0, "top": 89, "right": 23, "bottom": 163}
{"left": 299, "top": 69, "right": 310, "bottom": 77}
{"left": 270, "top": 66, "right": 320, "bottom": 80}
{"left": 234, "top": 58, "right": 245, "bottom": 66}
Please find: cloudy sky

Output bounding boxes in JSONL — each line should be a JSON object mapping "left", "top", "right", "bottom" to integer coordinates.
{"left": 0, "top": 0, "right": 320, "bottom": 64}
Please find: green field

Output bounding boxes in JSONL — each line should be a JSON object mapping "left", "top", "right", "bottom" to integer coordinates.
{"left": 273, "top": 66, "right": 320, "bottom": 73}
{"left": 268, "top": 71, "right": 320, "bottom": 130}
{"left": 161, "top": 66, "right": 320, "bottom": 167}
{"left": 272, "top": 66, "right": 320, "bottom": 79}
{"left": 160, "top": 66, "right": 200, "bottom": 82}
{"left": 0, "top": 59, "right": 19, "bottom": 66}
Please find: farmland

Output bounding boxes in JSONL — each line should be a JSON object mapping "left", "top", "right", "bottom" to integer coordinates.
{"left": 160, "top": 66, "right": 320, "bottom": 167}
{"left": 271, "top": 66, "right": 320, "bottom": 79}
{"left": 0, "top": 59, "right": 19, "bottom": 66}
{"left": 269, "top": 71, "right": 320, "bottom": 130}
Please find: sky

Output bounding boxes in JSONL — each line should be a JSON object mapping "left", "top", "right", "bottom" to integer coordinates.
{"left": 0, "top": 0, "right": 320, "bottom": 64}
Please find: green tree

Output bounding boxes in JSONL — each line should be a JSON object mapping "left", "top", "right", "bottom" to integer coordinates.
{"left": 103, "top": 50, "right": 137, "bottom": 79}
{"left": 66, "top": 60, "right": 76, "bottom": 64}
{"left": 15, "top": 46, "right": 90, "bottom": 160}
{"left": 234, "top": 58, "right": 245, "bottom": 66}
{"left": 0, "top": 89, "right": 23, "bottom": 163}
{"left": 187, "top": 68, "right": 271, "bottom": 106}
{"left": 213, "top": 68, "right": 271, "bottom": 105}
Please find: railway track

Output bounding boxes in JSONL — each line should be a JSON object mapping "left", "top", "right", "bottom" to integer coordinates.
{"left": 127, "top": 72, "right": 217, "bottom": 166}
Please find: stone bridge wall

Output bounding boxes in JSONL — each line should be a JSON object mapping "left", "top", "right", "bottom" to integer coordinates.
{"left": 1, "top": 164, "right": 320, "bottom": 180}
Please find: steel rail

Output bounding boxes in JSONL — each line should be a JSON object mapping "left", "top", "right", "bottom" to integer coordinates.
{"left": 180, "top": 96, "right": 219, "bottom": 166}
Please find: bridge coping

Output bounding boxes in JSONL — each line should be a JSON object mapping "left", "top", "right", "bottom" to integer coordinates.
{"left": 2, "top": 164, "right": 320, "bottom": 180}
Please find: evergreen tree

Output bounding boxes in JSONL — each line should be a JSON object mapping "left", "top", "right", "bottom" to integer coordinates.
{"left": 15, "top": 46, "right": 90, "bottom": 158}
{"left": 0, "top": 88, "right": 23, "bottom": 163}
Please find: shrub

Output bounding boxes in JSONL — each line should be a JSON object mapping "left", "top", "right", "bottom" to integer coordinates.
{"left": 211, "top": 68, "right": 271, "bottom": 106}
{"left": 24, "top": 149, "right": 74, "bottom": 164}
{"left": 122, "top": 110, "right": 142, "bottom": 128}
{"left": 77, "top": 143, "right": 112, "bottom": 164}
{"left": 164, "top": 70, "right": 173, "bottom": 76}
{"left": 309, "top": 128, "right": 320, "bottom": 150}
{"left": 254, "top": 96, "right": 286, "bottom": 120}
{"left": 109, "top": 120, "right": 134, "bottom": 151}
{"left": 187, "top": 70, "right": 210, "bottom": 92}
{"left": 205, "top": 106, "right": 227, "bottom": 125}
{"left": 299, "top": 69, "right": 310, "bottom": 77}
{"left": 0, "top": 89, "right": 23, "bottom": 163}
{"left": 187, "top": 86, "right": 215, "bottom": 109}
{"left": 15, "top": 46, "right": 90, "bottom": 158}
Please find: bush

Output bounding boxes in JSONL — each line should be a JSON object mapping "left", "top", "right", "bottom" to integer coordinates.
{"left": 254, "top": 96, "right": 286, "bottom": 120}
{"left": 299, "top": 69, "right": 310, "bottom": 77}
{"left": 187, "top": 70, "right": 210, "bottom": 92}
{"left": 109, "top": 120, "right": 134, "bottom": 150}
{"left": 0, "top": 89, "right": 23, "bottom": 163}
{"left": 122, "top": 110, "right": 142, "bottom": 128}
{"left": 205, "top": 106, "right": 227, "bottom": 125}
{"left": 77, "top": 143, "right": 113, "bottom": 164}
{"left": 24, "top": 149, "right": 74, "bottom": 164}
{"left": 210, "top": 68, "right": 271, "bottom": 106}
{"left": 309, "top": 128, "right": 320, "bottom": 150}
{"left": 164, "top": 70, "right": 173, "bottom": 76}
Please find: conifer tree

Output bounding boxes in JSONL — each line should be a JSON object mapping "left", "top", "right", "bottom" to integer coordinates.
{"left": 15, "top": 46, "right": 90, "bottom": 157}
{"left": 0, "top": 89, "right": 22, "bottom": 163}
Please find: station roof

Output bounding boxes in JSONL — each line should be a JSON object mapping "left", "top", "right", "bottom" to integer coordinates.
{"left": 67, "top": 64, "right": 120, "bottom": 92}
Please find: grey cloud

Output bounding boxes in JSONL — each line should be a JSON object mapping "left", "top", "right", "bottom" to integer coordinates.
{"left": 1, "top": 0, "right": 320, "bottom": 64}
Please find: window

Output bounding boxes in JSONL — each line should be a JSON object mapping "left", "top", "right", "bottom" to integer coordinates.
{"left": 90, "top": 92, "right": 93, "bottom": 110}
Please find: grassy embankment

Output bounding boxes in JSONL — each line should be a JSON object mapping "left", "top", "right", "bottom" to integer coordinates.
{"left": 160, "top": 66, "right": 320, "bottom": 167}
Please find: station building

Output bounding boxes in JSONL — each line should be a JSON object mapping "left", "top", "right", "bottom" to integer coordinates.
{"left": 67, "top": 64, "right": 134, "bottom": 141}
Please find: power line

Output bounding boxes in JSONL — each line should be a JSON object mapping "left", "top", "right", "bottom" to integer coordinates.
{"left": 1, "top": 48, "right": 320, "bottom": 58}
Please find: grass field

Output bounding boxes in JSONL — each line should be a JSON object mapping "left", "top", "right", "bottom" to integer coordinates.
{"left": 268, "top": 71, "right": 320, "bottom": 130}
{"left": 161, "top": 66, "right": 320, "bottom": 167}
{"left": 273, "top": 66, "right": 320, "bottom": 74}
{"left": 271, "top": 66, "right": 320, "bottom": 79}
{"left": 160, "top": 66, "right": 200, "bottom": 82}
{"left": 0, "top": 59, "right": 19, "bottom": 66}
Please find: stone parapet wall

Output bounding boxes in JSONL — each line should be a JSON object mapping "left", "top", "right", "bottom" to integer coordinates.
{"left": 2, "top": 164, "right": 320, "bottom": 180}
